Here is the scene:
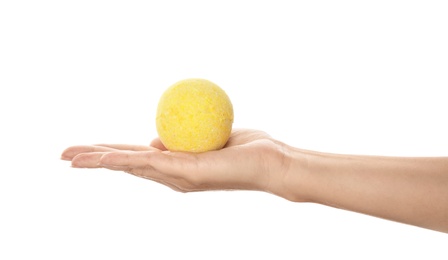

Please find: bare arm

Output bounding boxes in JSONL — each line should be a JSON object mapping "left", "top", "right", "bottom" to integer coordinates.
{"left": 282, "top": 148, "right": 448, "bottom": 233}
{"left": 61, "top": 129, "right": 448, "bottom": 233}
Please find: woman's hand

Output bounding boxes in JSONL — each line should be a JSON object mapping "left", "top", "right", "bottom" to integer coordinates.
{"left": 61, "top": 129, "right": 295, "bottom": 197}
{"left": 61, "top": 128, "right": 448, "bottom": 232}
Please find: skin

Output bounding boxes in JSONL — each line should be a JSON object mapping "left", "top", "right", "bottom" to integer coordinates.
{"left": 61, "top": 129, "right": 448, "bottom": 233}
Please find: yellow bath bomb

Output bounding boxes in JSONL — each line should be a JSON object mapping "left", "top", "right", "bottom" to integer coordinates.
{"left": 156, "top": 78, "right": 234, "bottom": 152}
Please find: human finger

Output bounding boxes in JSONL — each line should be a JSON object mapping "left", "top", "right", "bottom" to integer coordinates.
{"left": 94, "top": 144, "right": 154, "bottom": 152}
{"left": 98, "top": 150, "right": 187, "bottom": 176}
{"left": 61, "top": 146, "right": 117, "bottom": 161}
{"left": 71, "top": 152, "right": 107, "bottom": 168}
{"left": 69, "top": 151, "right": 186, "bottom": 191}
{"left": 61, "top": 144, "right": 157, "bottom": 161}
{"left": 98, "top": 150, "right": 222, "bottom": 191}
{"left": 149, "top": 138, "right": 167, "bottom": 151}
{"left": 99, "top": 149, "right": 251, "bottom": 191}
{"left": 92, "top": 157, "right": 187, "bottom": 192}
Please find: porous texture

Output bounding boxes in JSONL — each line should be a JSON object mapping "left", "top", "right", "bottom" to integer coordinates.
{"left": 156, "top": 78, "right": 234, "bottom": 153}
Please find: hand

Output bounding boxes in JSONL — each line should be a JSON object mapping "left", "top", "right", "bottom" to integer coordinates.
{"left": 61, "top": 129, "right": 293, "bottom": 196}
{"left": 61, "top": 128, "right": 448, "bottom": 232}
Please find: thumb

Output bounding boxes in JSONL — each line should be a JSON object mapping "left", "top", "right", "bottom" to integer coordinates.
{"left": 150, "top": 137, "right": 167, "bottom": 151}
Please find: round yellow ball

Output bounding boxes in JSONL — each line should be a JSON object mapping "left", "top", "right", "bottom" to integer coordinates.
{"left": 156, "top": 78, "right": 234, "bottom": 152}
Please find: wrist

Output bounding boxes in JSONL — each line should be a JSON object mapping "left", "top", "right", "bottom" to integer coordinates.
{"left": 269, "top": 143, "right": 316, "bottom": 203}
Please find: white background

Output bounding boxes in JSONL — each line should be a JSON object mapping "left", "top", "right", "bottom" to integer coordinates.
{"left": 1, "top": 0, "right": 447, "bottom": 259}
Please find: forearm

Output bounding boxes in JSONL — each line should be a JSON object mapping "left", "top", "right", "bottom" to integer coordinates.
{"left": 284, "top": 147, "right": 448, "bottom": 233}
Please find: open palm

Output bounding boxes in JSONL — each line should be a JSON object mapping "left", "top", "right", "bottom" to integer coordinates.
{"left": 62, "top": 129, "right": 289, "bottom": 194}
